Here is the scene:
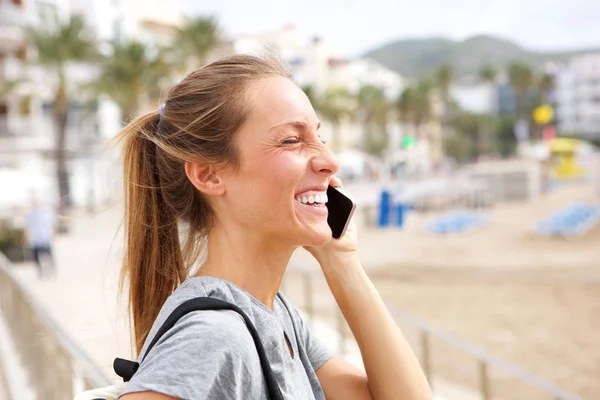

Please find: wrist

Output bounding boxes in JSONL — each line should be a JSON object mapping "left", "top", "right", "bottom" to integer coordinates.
{"left": 317, "top": 251, "right": 362, "bottom": 272}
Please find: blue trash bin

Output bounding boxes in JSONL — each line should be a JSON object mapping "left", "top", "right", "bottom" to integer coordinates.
{"left": 378, "top": 190, "right": 391, "bottom": 227}
{"left": 396, "top": 203, "right": 406, "bottom": 227}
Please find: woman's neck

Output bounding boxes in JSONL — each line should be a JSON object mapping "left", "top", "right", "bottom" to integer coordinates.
{"left": 197, "top": 224, "right": 295, "bottom": 309}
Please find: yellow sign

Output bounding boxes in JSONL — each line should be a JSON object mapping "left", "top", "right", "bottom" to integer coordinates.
{"left": 533, "top": 105, "right": 553, "bottom": 125}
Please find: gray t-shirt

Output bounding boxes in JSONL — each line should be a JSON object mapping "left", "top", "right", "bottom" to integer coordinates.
{"left": 121, "top": 276, "right": 332, "bottom": 399}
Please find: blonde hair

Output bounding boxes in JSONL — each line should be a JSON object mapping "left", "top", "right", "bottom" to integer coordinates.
{"left": 117, "top": 55, "right": 288, "bottom": 354}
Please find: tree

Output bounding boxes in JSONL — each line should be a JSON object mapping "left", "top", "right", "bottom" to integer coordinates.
{"left": 302, "top": 85, "right": 354, "bottom": 152}
{"left": 396, "top": 81, "right": 432, "bottom": 140}
{"left": 443, "top": 130, "right": 471, "bottom": 163}
{"left": 412, "top": 80, "right": 434, "bottom": 139}
{"left": 173, "top": 16, "right": 219, "bottom": 70}
{"left": 478, "top": 64, "right": 497, "bottom": 84}
{"left": 497, "top": 115, "right": 518, "bottom": 157}
{"left": 94, "top": 40, "right": 170, "bottom": 122}
{"left": 538, "top": 72, "right": 555, "bottom": 104}
{"left": 434, "top": 64, "right": 454, "bottom": 104}
{"left": 507, "top": 61, "right": 534, "bottom": 118}
{"left": 475, "top": 114, "right": 500, "bottom": 156}
{"left": 27, "top": 15, "right": 96, "bottom": 215}
{"left": 396, "top": 86, "right": 416, "bottom": 126}
{"left": 357, "top": 85, "right": 389, "bottom": 157}
{"left": 448, "top": 112, "right": 500, "bottom": 160}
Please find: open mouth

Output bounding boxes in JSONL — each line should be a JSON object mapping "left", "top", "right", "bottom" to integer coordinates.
{"left": 295, "top": 193, "right": 328, "bottom": 207}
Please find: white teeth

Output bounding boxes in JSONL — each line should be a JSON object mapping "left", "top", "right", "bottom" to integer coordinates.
{"left": 295, "top": 193, "right": 328, "bottom": 204}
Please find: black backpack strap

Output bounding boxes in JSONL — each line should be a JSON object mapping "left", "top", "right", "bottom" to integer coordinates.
{"left": 114, "top": 297, "right": 284, "bottom": 400}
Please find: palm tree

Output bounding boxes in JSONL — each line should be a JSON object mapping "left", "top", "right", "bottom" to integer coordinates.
{"left": 396, "top": 86, "right": 416, "bottom": 127}
{"left": 93, "top": 40, "right": 170, "bottom": 122}
{"left": 412, "top": 81, "right": 434, "bottom": 139}
{"left": 434, "top": 64, "right": 455, "bottom": 161}
{"left": 435, "top": 64, "right": 454, "bottom": 105}
{"left": 173, "top": 16, "right": 219, "bottom": 71}
{"left": 357, "top": 85, "right": 389, "bottom": 157}
{"left": 538, "top": 73, "right": 555, "bottom": 104}
{"left": 27, "top": 15, "right": 96, "bottom": 214}
{"left": 396, "top": 82, "right": 432, "bottom": 140}
{"left": 478, "top": 64, "right": 497, "bottom": 84}
{"left": 475, "top": 64, "right": 499, "bottom": 157}
{"left": 507, "top": 61, "right": 534, "bottom": 118}
{"left": 302, "top": 85, "right": 354, "bottom": 152}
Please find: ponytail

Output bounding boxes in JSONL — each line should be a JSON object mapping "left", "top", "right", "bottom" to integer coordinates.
{"left": 117, "top": 111, "right": 187, "bottom": 355}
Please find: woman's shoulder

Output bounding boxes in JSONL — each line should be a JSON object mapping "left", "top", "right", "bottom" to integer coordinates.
{"left": 159, "top": 308, "right": 254, "bottom": 351}
{"left": 136, "top": 307, "right": 259, "bottom": 379}
{"left": 138, "top": 277, "right": 257, "bottom": 358}
{"left": 126, "top": 307, "right": 263, "bottom": 400}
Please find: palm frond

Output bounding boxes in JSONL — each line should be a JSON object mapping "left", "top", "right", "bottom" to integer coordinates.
{"left": 173, "top": 15, "right": 220, "bottom": 67}
{"left": 26, "top": 15, "right": 96, "bottom": 69}
{"left": 93, "top": 40, "right": 170, "bottom": 120}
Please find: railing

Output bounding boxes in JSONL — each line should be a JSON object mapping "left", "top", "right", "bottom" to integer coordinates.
{"left": 283, "top": 266, "right": 582, "bottom": 400}
{"left": 0, "top": 252, "right": 110, "bottom": 400}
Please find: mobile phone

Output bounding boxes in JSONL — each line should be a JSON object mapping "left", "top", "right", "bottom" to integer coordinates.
{"left": 326, "top": 186, "right": 356, "bottom": 239}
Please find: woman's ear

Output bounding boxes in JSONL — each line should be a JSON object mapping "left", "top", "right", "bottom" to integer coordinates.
{"left": 184, "top": 162, "right": 226, "bottom": 196}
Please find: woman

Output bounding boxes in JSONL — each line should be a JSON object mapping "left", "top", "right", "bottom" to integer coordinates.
{"left": 118, "top": 55, "right": 430, "bottom": 400}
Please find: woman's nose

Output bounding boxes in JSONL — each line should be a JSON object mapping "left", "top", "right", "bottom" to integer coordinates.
{"left": 312, "top": 146, "right": 340, "bottom": 176}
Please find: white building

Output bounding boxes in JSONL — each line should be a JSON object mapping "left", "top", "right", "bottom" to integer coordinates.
{"left": 450, "top": 80, "right": 497, "bottom": 114}
{"left": 555, "top": 53, "right": 600, "bottom": 140}
{"left": 0, "top": 0, "right": 183, "bottom": 213}
{"left": 328, "top": 58, "right": 404, "bottom": 101}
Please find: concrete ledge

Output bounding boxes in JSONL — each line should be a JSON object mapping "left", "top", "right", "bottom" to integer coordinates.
{"left": 0, "top": 252, "right": 109, "bottom": 399}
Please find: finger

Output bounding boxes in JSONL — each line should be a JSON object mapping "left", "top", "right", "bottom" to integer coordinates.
{"left": 329, "top": 176, "right": 343, "bottom": 188}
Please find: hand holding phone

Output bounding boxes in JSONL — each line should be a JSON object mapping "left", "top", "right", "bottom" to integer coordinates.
{"left": 326, "top": 185, "right": 356, "bottom": 239}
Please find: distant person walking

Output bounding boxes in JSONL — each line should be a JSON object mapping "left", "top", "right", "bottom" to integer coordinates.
{"left": 25, "top": 198, "right": 56, "bottom": 278}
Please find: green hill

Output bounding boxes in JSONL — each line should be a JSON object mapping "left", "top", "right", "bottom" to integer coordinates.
{"left": 363, "top": 35, "right": 600, "bottom": 77}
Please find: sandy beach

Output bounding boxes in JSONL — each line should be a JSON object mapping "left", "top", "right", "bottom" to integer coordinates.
{"left": 285, "top": 180, "right": 599, "bottom": 398}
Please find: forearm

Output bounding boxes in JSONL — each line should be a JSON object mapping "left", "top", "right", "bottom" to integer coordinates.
{"left": 321, "top": 256, "right": 431, "bottom": 400}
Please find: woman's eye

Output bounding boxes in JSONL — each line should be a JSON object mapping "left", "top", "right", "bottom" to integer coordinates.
{"left": 319, "top": 137, "right": 327, "bottom": 144}
{"left": 282, "top": 137, "right": 300, "bottom": 145}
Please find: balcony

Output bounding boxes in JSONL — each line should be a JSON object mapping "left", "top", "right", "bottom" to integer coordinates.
{"left": 0, "top": 2, "right": 26, "bottom": 52}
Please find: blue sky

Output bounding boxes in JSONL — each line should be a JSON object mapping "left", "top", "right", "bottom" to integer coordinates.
{"left": 174, "top": 0, "right": 600, "bottom": 57}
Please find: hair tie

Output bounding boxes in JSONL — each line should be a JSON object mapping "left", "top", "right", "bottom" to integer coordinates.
{"left": 158, "top": 103, "right": 166, "bottom": 117}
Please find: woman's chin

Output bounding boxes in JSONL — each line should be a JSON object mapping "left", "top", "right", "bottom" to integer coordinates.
{"left": 302, "top": 225, "right": 333, "bottom": 247}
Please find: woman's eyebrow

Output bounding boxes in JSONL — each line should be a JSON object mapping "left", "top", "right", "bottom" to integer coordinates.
{"left": 269, "top": 121, "right": 321, "bottom": 132}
